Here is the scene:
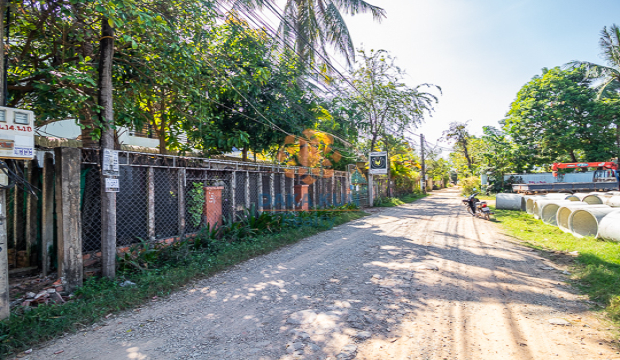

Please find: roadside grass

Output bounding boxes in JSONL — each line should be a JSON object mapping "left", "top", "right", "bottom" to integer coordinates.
{"left": 0, "top": 210, "right": 367, "bottom": 357}
{"left": 494, "top": 208, "right": 620, "bottom": 323}
{"left": 374, "top": 192, "right": 427, "bottom": 207}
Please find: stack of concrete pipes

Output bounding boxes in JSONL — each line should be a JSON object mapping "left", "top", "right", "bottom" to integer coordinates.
{"left": 495, "top": 192, "right": 620, "bottom": 241}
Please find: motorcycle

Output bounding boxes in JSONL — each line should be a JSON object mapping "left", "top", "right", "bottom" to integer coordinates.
{"left": 462, "top": 191, "right": 492, "bottom": 220}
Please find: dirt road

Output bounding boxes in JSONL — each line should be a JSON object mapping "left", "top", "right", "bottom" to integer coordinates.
{"left": 27, "top": 188, "right": 618, "bottom": 360}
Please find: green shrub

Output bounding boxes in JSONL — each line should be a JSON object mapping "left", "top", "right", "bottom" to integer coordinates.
{"left": 460, "top": 176, "right": 481, "bottom": 196}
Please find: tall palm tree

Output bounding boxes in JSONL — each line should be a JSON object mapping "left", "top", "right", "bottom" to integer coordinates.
{"left": 236, "top": 0, "right": 386, "bottom": 67}
{"left": 568, "top": 24, "right": 620, "bottom": 97}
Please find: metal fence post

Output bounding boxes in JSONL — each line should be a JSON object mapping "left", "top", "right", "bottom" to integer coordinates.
{"left": 54, "top": 147, "right": 83, "bottom": 293}
{"left": 147, "top": 167, "right": 155, "bottom": 240}
{"left": 178, "top": 168, "right": 186, "bottom": 236}
{"left": 41, "top": 153, "right": 54, "bottom": 276}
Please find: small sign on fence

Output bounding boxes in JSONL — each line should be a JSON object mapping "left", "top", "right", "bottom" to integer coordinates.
{"left": 102, "top": 149, "right": 119, "bottom": 176}
{"left": 105, "top": 178, "right": 119, "bottom": 192}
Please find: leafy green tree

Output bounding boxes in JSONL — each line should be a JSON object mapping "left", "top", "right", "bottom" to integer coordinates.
{"left": 443, "top": 121, "right": 476, "bottom": 173}
{"left": 8, "top": 0, "right": 215, "bottom": 149}
{"left": 186, "top": 18, "right": 318, "bottom": 158}
{"left": 338, "top": 48, "right": 440, "bottom": 152}
{"left": 502, "top": 66, "right": 619, "bottom": 165}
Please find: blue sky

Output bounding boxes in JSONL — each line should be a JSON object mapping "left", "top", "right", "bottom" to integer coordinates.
{"left": 343, "top": 0, "right": 620, "bottom": 152}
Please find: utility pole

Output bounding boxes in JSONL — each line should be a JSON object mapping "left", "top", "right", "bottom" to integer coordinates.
{"left": 0, "top": 0, "right": 9, "bottom": 320}
{"left": 99, "top": 18, "right": 116, "bottom": 279}
{"left": 420, "top": 134, "right": 426, "bottom": 194}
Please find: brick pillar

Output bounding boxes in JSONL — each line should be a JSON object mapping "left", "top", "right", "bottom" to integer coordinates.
{"left": 294, "top": 184, "right": 309, "bottom": 211}
{"left": 204, "top": 186, "right": 224, "bottom": 228}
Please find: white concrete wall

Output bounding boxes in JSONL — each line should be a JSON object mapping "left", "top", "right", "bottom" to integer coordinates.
{"left": 36, "top": 120, "right": 186, "bottom": 149}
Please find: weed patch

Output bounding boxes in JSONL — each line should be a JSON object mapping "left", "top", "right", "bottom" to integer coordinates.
{"left": 374, "top": 192, "right": 426, "bottom": 207}
{"left": 494, "top": 208, "right": 620, "bottom": 323}
{"left": 0, "top": 209, "right": 366, "bottom": 357}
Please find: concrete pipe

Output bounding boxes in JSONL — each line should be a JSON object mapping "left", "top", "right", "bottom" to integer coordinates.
{"left": 496, "top": 193, "right": 523, "bottom": 211}
{"left": 569, "top": 208, "right": 620, "bottom": 238}
{"left": 573, "top": 193, "right": 591, "bottom": 200}
{"left": 525, "top": 196, "right": 545, "bottom": 214}
{"left": 581, "top": 194, "right": 604, "bottom": 204}
{"left": 545, "top": 193, "right": 572, "bottom": 198}
{"left": 603, "top": 196, "right": 620, "bottom": 207}
{"left": 533, "top": 199, "right": 572, "bottom": 220}
{"left": 556, "top": 204, "right": 611, "bottom": 233}
{"left": 536, "top": 200, "right": 574, "bottom": 224}
{"left": 521, "top": 195, "right": 535, "bottom": 212}
{"left": 597, "top": 210, "right": 620, "bottom": 242}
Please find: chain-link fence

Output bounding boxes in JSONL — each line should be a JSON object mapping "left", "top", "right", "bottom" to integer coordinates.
{"left": 374, "top": 175, "right": 389, "bottom": 200}
{"left": 154, "top": 167, "right": 180, "bottom": 239}
{"left": 79, "top": 150, "right": 352, "bottom": 257}
{"left": 81, "top": 165, "right": 102, "bottom": 252}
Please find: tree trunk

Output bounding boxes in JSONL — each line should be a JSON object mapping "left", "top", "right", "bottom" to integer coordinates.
{"left": 158, "top": 91, "right": 167, "bottom": 154}
{"left": 98, "top": 17, "right": 116, "bottom": 280}
{"left": 461, "top": 137, "right": 473, "bottom": 172}
{"left": 242, "top": 148, "right": 248, "bottom": 162}
{"left": 80, "top": 106, "right": 98, "bottom": 148}
{"left": 570, "top": 150, "right": 577, "bottom": 163}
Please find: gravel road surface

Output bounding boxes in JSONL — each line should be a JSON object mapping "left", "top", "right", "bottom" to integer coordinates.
{"left": 26, "top": 188, "right": 618, "bottom": 360}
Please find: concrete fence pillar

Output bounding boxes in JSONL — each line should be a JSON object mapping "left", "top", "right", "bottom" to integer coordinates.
{"left": 269, "top": 173, "right": 274, "bottom": 211}
{"left": 230, "top": 171, "right": 236, "bottom": 219}
{"left": 178, "top": 168, "right": 186, "bottom": 236}
{"left": 245, "top": 171, "right": 250, "bottom": 210}
{"left": 54, "top": 147, "right": 83, "bottom": 293}
{"left": 0, "top": 188, "right": 9, "bottom": 319}
{"left": 147, "top": 167, "right": 155, "bottom": 240}
{"left": 257, "top": 174, "right": 263, "bottom": 213}
{"left": 41, "top": 153, "right": 54, "bottom": 276}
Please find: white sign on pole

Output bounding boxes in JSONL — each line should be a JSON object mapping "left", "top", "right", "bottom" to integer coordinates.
{"left": 102, "top": 149, "right": 119, "bottom": 176}
{"left": 368, "top": 152, "right": 388, "bottom": 174}
{"left": 105, "top": 178, "right": 119, "bottom": 192}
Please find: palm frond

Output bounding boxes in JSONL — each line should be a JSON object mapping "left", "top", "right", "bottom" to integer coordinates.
{"left": 330, "top": 0, "right": 386, "bottom": 21}
{"left": 318, "top": 2, "right": 355, "bottom": 64}
{"left": 599, "top": 24, "right": 620, "bottom": 69}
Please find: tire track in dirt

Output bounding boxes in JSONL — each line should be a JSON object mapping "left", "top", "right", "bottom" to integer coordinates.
{"left": 26, "top": 188, "right": 617, "bottom": 360}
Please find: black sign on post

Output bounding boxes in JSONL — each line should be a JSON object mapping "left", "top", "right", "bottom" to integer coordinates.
{"left": 369, "top": 152, "right": 388, "bottom": 174}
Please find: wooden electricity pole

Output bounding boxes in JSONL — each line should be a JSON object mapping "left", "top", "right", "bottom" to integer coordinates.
{"left": 420, "top": 134, "right": 426, "bottom": 194}
{"left": 99, "top": 18, "right": 116, "bottom": 279}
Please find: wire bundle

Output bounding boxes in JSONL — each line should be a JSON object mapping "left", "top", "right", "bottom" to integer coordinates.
{"left": 0, "top": 159, "right": 39, "bottom": 196}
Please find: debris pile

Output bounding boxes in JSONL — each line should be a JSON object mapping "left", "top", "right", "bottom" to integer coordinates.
{"left": 10, "top": 278, "right": 71, "bottom": 309}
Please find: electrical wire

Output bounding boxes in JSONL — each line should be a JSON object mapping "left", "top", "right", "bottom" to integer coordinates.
{"left": 0, "top": 159, "right": 39, "bottom": 196}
